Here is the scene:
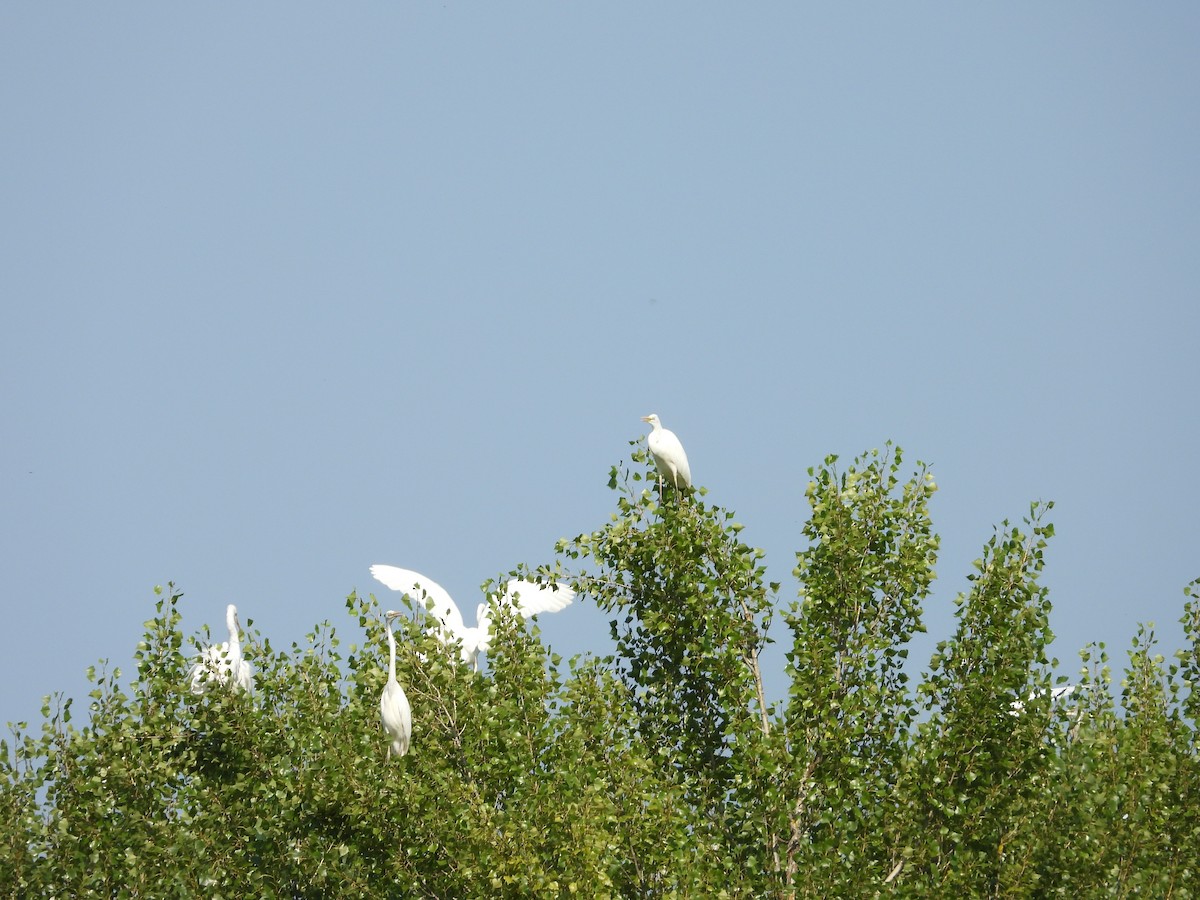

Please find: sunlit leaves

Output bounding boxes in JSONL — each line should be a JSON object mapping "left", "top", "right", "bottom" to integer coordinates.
{"left": 1, "top": 447, "right": 1198, "bottom": 897}
{"left": 565, "top": 455, "right": 775, "bottom": 821}
{"left": 778, "top": 444, "right": 939, "bottom": 895}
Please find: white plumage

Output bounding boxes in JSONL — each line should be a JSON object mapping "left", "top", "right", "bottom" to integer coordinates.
{"left": 381, "top": 610, "right": 413, "bottom": 759}
{"left": 642, "top": 413, "right": 692, "bottom": 490}
{"left": 1009, "top": 684, "right": 1077, "bottom": 715}
{"left": 188, "top": 604, "right": 254, "bottom": 695}
{"left": 368, "top": 564, "right": 575, "bottom": 670}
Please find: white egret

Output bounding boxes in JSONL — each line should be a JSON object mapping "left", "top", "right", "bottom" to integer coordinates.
{"left": 381, "top": 610, "right": 413, "bottom": 759}
{"left": 188, "top": 604, "right": 254, "bottom": 695}
{"left": 642, "top": 413, "right": 691, "bottom": 491}
{"left": 1009, "top": 684, "right": 1077, "bottom": 715}
{"left": 368, "top": 564, "right": 575, "bottom": 671}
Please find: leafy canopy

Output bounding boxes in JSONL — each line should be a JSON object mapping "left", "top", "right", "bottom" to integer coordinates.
{"left": 3, "top": 442, "right": 1198, "bottom": 898}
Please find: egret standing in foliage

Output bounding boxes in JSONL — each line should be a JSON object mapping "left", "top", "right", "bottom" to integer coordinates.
{"left": 188, "top": 603, "right": 254, "bottom": 695}
{"left": 642, "top": 413, "right": 692, "bottom": 491}
{"left": 369, "top": 565, "right": 575, "bottom": 671}
{"left": 381, "top": 610, "right": 413, "bottom": 759}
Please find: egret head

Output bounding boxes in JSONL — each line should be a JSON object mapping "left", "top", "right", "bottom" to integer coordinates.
{"left": 641, "top": 413, "right": 660, "bottom": 426}
{"left": 385, "top": 609, "right": 402, "bottom": 620}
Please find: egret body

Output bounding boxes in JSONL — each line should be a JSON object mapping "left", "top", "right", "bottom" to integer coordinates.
{"left": 188, "top": 604, "right": 254, "bottom": 695}
{"left": 641, "top": 413, "right": 691, "bottom": 490}
{"left": 381, "top": 610, "right": 413, "bottom": 758}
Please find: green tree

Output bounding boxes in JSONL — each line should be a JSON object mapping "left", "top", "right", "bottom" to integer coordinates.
{"left": 776, "top": 445, "right": 937, "bottom": 896}
{"left": 899, "top": 504, "right": 1058, "bottom": 896}
{"left": 2, "top": 442, "right": 1197, "bottom": 898}
{"left": 562, "top": 449, "right": 776, "bottom": 890}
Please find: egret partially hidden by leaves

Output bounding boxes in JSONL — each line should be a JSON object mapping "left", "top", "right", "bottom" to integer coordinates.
{"left": 381, "top": 610, "right": 413, "bottom": 759}
{"left": 188, "top": 603, "right": 254, "bottom": 695}
{"left": 369, "top": 564, "right": 575, "bottom": 671}
{"left": 642, "top": 413, "right": 692, "bottom": 491}
{"left": 1009, "top": 684, "right": 1077, "bottom": 715}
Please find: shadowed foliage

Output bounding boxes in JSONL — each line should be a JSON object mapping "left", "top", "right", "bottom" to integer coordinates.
{"left": 2, "top": 444, "right": 1197, "bottom": 898}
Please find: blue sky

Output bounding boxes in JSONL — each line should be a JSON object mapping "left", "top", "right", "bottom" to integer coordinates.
{"left": 2, "top": 5, "right": 1197, "bottom": 730}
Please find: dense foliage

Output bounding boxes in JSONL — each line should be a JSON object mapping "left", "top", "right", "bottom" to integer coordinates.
{"left": 3, "top": 444, "right": 1198, "bottom": 897}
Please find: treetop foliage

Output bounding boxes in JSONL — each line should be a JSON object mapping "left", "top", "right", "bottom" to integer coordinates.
{"left": 2, "top": 442, "right": 1198, "bottom": 897}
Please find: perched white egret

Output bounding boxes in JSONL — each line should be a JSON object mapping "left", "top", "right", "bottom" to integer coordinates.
{"left": 642, "top": 413, "right": 691, "bottom": 491}
{"left": 368, "top": 564, "right": 575, "bottom": 671}
{"left": 188, "top": 604, "right": 254, "bottom": 695}
{"left": 381, "top": 610, "right": 413, "bottom": 759}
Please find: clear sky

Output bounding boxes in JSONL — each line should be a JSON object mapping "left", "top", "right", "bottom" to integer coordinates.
{"left": 2, "top": 5, "right": 1197, "bottom": 730}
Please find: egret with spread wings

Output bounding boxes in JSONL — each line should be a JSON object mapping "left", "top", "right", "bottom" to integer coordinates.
{"left": 369, "top": 565, "right": 574, "bottom": 671}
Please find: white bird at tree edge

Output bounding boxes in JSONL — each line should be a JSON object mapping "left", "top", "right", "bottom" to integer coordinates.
{"left": 381, "top": 610, "right": 413, "bottom": 759}
{"left": 642, "top": 413, "right": 692, "bottom": 491}
{"left": 188, "top": 603, "right": 254, "bottom": 695}
{"left": 368, "top": 565, "right": 575, "bottom": 671}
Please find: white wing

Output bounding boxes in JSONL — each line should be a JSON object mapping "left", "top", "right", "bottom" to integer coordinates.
{"left": 1009, "top": 684, "right": 1077, "bottom": 715}
{"left": 666, "top": 431, "right": 692, "bottom": 487}
{"left": 189, "top": 643, "right": 230, "bottom": 694}
{"left": 188, "top": 645, "right": 223, "bottom": 694}
{"left": 500, "top": 579, "right": 576, "bottom": 617}
{"left": 649, "top": 428, "right": 691, "bottom": 488}
{"left": 369, "top": 564, "right": 466, "bottom": 635}
{"left": 471, "top": 586, "right": 571, "bottom": 663}
{"left": 187, "top": 643, "right": 253, "bottom": 695}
